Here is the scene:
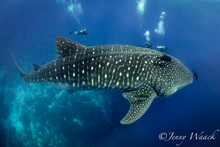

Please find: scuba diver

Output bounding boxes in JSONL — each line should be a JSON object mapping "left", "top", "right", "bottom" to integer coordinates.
{"left": 137, "top": 42, "right": 168, "bottom": 54}
{"left": 69, "top": 28, "right": 88, "bottom": 37}
{"left": 137, "top": 42, "right": 153, "bottom": 49}
{"left": 156, "top": 46, "right": 168, "bottom": 53}
{"left": 192, "top": 71, "right": 198, "bottom": 80}
{"left": 144, "top": 42, "right": 153, "bottom": 49}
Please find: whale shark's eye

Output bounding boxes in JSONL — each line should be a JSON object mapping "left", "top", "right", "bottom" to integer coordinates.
{"left": 153, "top": 55, "right": 172, "bottom": 67}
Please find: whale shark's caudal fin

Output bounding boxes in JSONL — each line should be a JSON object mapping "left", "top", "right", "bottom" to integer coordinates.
{"left": 121, "top": 85, "right": 157, "bottom": 124}
{"left": 11, "top": 54, "right": 32, "bottom": 89}
{"left": 11, "top": 54, "right": 26, "bottom": 77}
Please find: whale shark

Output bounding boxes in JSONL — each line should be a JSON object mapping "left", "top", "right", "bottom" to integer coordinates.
{"left": 12, "top": 36, "right": 193, "bottom": 124}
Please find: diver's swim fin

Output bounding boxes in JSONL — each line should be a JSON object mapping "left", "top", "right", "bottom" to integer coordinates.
{"left": 68, "top": 31, "right": 74, "bottom": 34}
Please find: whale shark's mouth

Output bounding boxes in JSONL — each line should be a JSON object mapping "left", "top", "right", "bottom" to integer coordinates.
{"left": 177, "top": 85, "right": 186, "bottom": 90}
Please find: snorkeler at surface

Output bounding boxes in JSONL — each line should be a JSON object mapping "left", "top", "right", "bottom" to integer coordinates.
{"left": 69, "top": 28, "right": 88, "bottom": 37}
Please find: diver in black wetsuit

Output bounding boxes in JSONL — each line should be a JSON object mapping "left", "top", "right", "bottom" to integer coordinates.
{"left": 69, "top": 28, "right": 88, "bottom": 37}
{"left": 144, "top": 42, "right": 153, "bottom": 49}
{"left": 137, "top": 42, "right": 168, "bottom": 54}
{"left": 137, "top": 42, "right": 153, "bottom": 49}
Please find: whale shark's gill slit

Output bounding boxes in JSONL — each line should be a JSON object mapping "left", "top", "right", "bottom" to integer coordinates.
{"left": 151, "top": 76, "right": 161, "bottom": 96}
{"left": 158, "top": 87, "right": 163, "bottom": 97}
{"left": 161, "top": 91, "right": 165, "bottom": 97}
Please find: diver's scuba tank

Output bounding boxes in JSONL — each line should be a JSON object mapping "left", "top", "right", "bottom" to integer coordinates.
{"left": 157, "top": 46, "right": 168, "bottom": 53}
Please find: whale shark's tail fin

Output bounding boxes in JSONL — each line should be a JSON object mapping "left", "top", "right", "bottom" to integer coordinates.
{"left": 11, "top": 54, "right": 31, "bottom": 89}
{"left": 11, "top": 54, "right": 26, "bottom": 78}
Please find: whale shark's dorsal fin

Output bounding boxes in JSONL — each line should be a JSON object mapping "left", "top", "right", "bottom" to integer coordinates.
{"left": 55, "top": 36, "right": 85, "bottom": 58}
{"left": 33, "top": 64, "right": 42, "bottom": 71}
{"left": 121, "top": 85, "right": 157, "bottom": 124}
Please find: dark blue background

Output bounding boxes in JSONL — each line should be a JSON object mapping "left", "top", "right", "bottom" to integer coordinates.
{"left": 0, "top": 0, "right": 220, "bottom": 147}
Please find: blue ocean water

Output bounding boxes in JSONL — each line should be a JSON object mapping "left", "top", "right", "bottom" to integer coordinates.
{"left": 0, "top": 0, "right": 220, "bottom": 146}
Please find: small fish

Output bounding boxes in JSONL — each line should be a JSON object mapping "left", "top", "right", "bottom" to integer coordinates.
{"left": 12, "top": 36, "right": 193, "bottom": 124}
{"left": 192, "top": 71, "right": 198, "bottom": 80}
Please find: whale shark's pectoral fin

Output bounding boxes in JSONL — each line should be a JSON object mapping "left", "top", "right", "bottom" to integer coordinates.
{"left": 121, "top": 86, "right": 157, "bottom": 124}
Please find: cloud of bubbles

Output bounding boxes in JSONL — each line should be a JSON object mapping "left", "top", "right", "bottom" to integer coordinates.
{"left": 57, "top": 0, "right": 83, "bottom": 24}
{"left": 137, "top": 0, "right": 147, "bottom": 17}
{"left": 144, "top": 31, "right": 150, "bottom": 42}
{"left": 154, "top": 12, "right": 166, "bottom": 36}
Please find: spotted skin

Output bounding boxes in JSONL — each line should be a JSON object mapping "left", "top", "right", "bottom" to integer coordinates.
{"left": 12, "top": 36, "right": 193, "bottom": 124}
